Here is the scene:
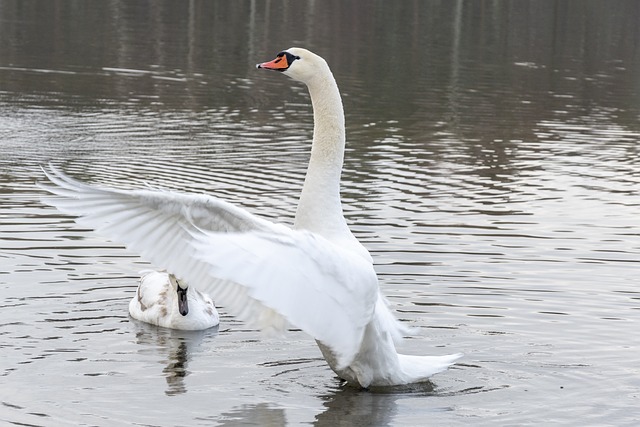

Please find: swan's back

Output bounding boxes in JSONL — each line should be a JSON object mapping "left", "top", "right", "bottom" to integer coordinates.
{"left": 129, "top": 271, "right": 219, "bottom": 331}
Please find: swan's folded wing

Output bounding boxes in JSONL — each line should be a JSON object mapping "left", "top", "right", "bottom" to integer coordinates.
{"left": 183, "top": 228, "right": 379, "bottom": 368}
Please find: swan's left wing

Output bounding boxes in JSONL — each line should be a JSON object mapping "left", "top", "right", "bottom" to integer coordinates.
{"left": 39, "top": 165, "right": 379, "bottom": 368}
{"left": 39, "top": 164, "right": 277, "bottom": 236}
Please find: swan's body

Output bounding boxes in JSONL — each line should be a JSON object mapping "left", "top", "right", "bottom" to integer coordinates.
{"left": 129, "top": 270, "right": 219, "bottom": 330}
{"left": 40, "top": 47, "right": 461, "bottom": 387}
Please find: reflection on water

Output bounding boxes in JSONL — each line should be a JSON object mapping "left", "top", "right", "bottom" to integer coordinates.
{"left": 216, "top": 403, "right": 287, "bottom": 426}
{"left": 315, "top": 384, "right": 430, "bottom": 427}
{"left": 132, "top": 320, "right": 219, "bottom": 396}
{"left": 1, "top": 1, "right": 639, "bottom": 426}
{"left": 316, "top": 389, "right": 401, "bottom": 426}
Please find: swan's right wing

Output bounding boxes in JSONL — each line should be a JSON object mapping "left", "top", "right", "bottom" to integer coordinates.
{"left": 179, "top": 227, "right": 380, "bottom": 369}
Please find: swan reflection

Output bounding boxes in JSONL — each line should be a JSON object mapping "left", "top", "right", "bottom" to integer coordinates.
{"left": 131, "top": 319, "right": 219, "bottom": 396}
{"left": 314, "top": 381, "right": 435, "bottom": 426}
{"left": 217, "top": 403, "right": 286, "bottom": 426}
{"left": 214, "top": 380, "right": 442, "bottom": 426}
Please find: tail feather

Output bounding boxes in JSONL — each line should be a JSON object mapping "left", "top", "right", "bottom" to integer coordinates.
{"left": 397, "top": 353, "right": 463, "bottom": 382}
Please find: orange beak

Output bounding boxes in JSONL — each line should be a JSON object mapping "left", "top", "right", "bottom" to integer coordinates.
{"left": 257, "top": 54, "right": 291, "bottom": 71}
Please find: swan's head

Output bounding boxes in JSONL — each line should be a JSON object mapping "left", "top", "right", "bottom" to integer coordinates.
{"left": 168, "top": 274, "right": 189, "bottom": 316}
{"left": 256, "top": 47, "right": 328, "bottom": 84}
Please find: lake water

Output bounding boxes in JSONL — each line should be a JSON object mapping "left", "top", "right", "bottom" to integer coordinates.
{"left": 1, "top": 1, "right": 639, "bottom": 425}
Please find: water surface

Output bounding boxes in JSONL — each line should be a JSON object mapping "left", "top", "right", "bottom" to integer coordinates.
{"left": 1, "top": 1, "right": 639, "bottom": 425}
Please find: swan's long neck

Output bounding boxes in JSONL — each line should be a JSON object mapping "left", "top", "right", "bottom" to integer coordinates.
{"left": 294, "top": 70, "right": 349, "bottom": 238}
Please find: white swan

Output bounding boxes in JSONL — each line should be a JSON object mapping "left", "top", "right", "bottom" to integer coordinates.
{"left": 129, "top": 270, "right": 219, "bottom": 330}
{"left": 39, "top": 47, "right": 461, "bottom": 388}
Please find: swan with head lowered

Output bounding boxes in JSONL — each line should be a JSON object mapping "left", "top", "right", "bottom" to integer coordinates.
{"left": 39, "top": 47, "right": 461, "bottom": 388}
{"left": 129, "top": 270, "right": 219, "bottom": 330}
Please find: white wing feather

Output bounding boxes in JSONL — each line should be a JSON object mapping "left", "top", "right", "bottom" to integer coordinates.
{"left": 39, "top": 165, "right": 378, "bottom": 368}
{"left": 185, "top": 228, "right": 379, "bottom": 367}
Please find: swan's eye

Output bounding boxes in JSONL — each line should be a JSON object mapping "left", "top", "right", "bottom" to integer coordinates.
{"left": 284, "top": 52, "right": 300, "bottom": 65}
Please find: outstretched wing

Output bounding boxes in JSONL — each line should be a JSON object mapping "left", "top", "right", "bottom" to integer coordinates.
{"left": 39, "top": 165, "right": 378, "bottom": 367}
{"left": 40, "top": 164, "right": 276, "bottom": 235}
{"left": 183, "top": 228, "right": 379, "bottom": 368}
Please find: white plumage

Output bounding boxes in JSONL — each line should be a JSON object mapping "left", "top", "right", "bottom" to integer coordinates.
{"left": 129, "top": 270, "right": 219, "bottom": 331}
{"left": 40, "top": 47, "right": 461, "bottom": 387}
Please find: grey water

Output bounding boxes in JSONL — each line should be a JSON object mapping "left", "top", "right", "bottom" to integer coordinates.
{"left": 1, "top": 1, "right": 639, "bottom": 425}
